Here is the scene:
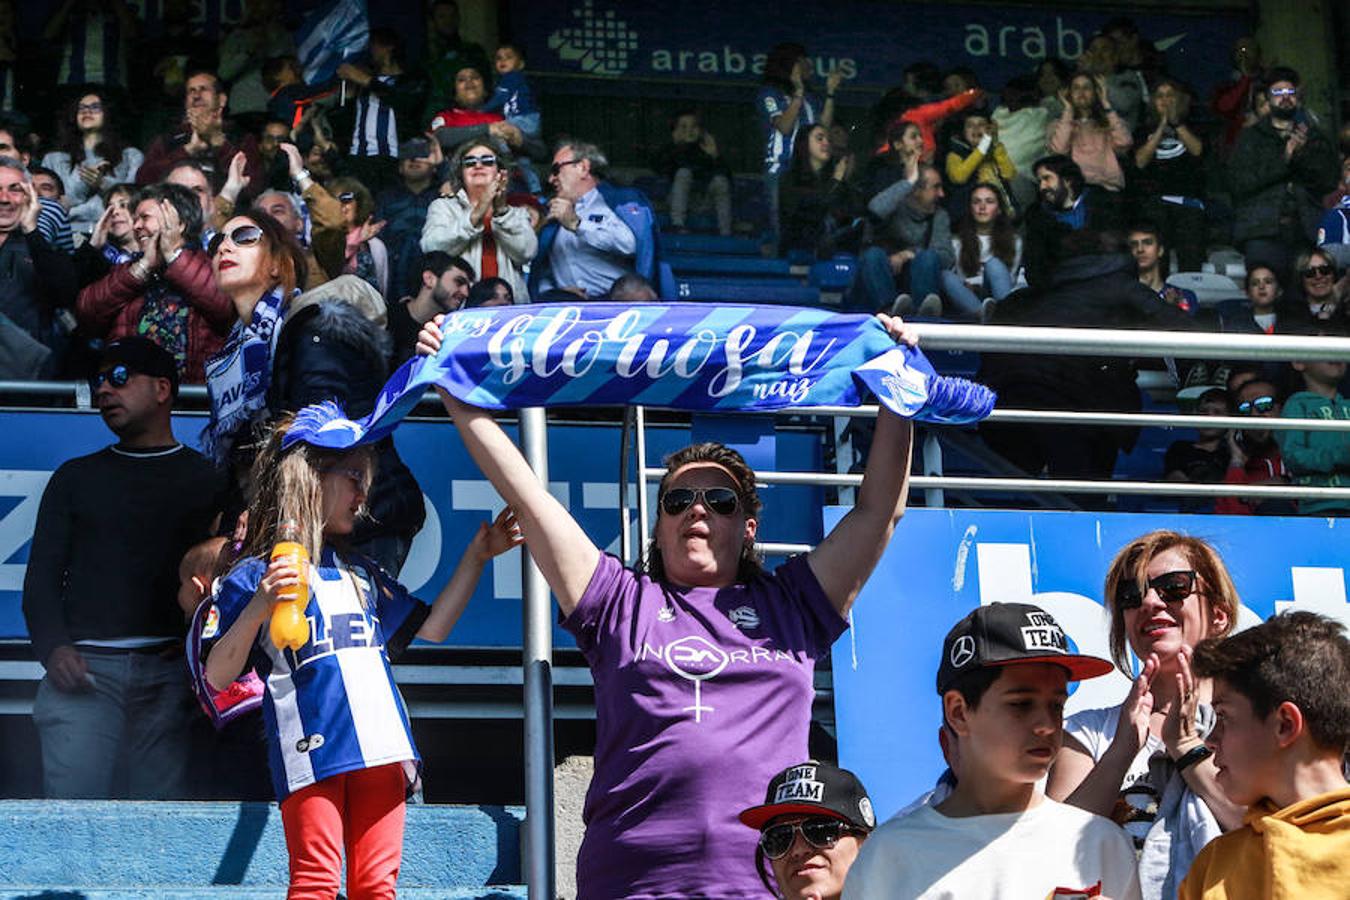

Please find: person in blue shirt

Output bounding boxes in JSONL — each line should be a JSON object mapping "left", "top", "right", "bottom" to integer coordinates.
{"left": 201, "top": 405, "right": 521, "bottom": 898}
{"left": 757, "top": 42, "right": 840, "bottom": 249}
{"left": 482, "top": 43, "right": 542, "bottom": 193}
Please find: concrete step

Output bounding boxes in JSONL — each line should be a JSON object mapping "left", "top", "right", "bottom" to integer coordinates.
{"left": 0, "top": 800, "right": 524, "bottom": 894}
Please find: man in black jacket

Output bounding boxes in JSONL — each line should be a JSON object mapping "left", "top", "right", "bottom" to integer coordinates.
{"left": 1229, "top": 67, "right": 1339, "bottom": 281}
{"left": 1022, "top": 154, "right": 1124, "bottom": 290}
{"left": 23, "top": 338, "right": 223, "bottom": 798}
{"left": 978, "top": 231, "right": 1196, "bottom": 506}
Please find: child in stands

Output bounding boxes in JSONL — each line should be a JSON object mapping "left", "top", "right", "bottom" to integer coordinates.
{"left": 1180, "top": 611, "right": 1350, "bottom": 899}
{"left": 845, "top": 602, "right": 1141, "bottom": 899}
{"left": 201, "top": 405, "right": 520, "bottom": 898}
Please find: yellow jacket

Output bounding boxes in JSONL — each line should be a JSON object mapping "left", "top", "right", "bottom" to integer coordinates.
{"left": 1178, "top": 785, "right": 1350, "bottom": 900}
{"left": 944, "top": 137, "right": 1016, "bottom": 186}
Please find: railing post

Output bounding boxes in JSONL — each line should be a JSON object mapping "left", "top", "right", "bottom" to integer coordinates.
{"left": 922, "top": 431, "right": 945, "bottom": 508}
{"left": 635, "top": 405, "right": 651, "bottom": 567}
{"left": 517, "top": 407, "right": 555, "bottom": 900}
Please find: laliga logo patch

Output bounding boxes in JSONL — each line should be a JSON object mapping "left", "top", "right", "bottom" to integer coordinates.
{"left": 295, "top": 733, "right": 325, "bottom": 754}
{"left": 201, "top": 605, "right": 221, "bottom": 639}
{"left": 858, "top": 796, "right": 876, "bottom": 828}
{"left": 950, "top": 635, "right": 976, "bottom": 668}
{"left": 728, "top": 606, "right": 760, "bottom": 631}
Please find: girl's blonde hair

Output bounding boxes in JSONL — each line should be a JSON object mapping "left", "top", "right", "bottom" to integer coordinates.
{"left": 240, "top": 413, "right": 375, "bottom": 565}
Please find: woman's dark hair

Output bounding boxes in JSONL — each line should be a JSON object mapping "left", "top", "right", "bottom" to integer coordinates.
{"left": 1000, "top": 75, "right": 1040, "bottom": 113}
{"left": 101, "top": 181, "right": 135, "bottom": 205}
{"left": 133, "top": 182, "right": 204, "bottom": 245}
{"left": 56, "top": 90, "right": 128, "bottom": 168}
{"left": 327, "top": 176, "right": 376, "bottom": 226}
{"left": 763, "top": 42, "right": 806, "bottom": 93}
{"left": 956, "top": 183, "right": 1017, "bottom": 277}
{"left": 211, "top": 209, "right": 308, "bottom": 297}
{"left": 1067, "top": 73, "right": 1110, "bottom": 128}
{"left": 1037, "top": 58, "right": 1072, "bottom": 85}
{"left": 1144, "top": 76, "right": 1193, "bottom": 129}
{"left": 642, "top": 442, "right": 764, "bottom": 583}
{"left": 466, "top": 276, "right": 513, "bottom": 307}
{"left": 787, "top": 123, "right": 830, "bottom": 182}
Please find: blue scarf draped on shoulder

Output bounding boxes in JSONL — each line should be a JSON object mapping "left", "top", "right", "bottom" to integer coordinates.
{"left": 203, "top": 287, "right": 288, "bottom": 463}
{"left": 283, "top": 302, "right": 996, "bottom": 451}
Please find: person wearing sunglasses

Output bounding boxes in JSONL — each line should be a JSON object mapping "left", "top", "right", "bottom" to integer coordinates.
{"left": 739, "top": 761, "right": 875, "bottom": 900}
{"left": 1049, "top": 531, "right": 1245, "bottom": 898}
{"left": 1293, "top": 248, "right": 1347, "bottom": 322}
{"left": 1229, "top": 66, "right": 1338, "bottom": 283}
{"left": 74, "top": 182, "right": 233, "bottom": 384}
{"left": 421, "top": 137, "right": 536, "bottom": 302}
{"left": 415, "top": 312, "right": 918, "bottom": 899}
{"left": 23, "top": 337, "right": 223, "bottom": 800}
{"left": 1215, "top": 379, "right": 1293, "bottom": 516}
{"left": 202, "top": 211, "right": 306, "bottom": 468}
{"left": 530, "top": 139, "right": 641, "bottom": 301}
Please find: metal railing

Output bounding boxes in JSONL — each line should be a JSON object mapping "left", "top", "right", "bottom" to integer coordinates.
{"left": 623, "top": 324, "right": 1350, "bottom": 565}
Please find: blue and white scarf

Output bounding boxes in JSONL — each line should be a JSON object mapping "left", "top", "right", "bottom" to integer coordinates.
{"left": 203, "top": 287, "right": 288, "bottom": 463}
{"left": 283, "top": 303, "right": 996, "bottom": 451}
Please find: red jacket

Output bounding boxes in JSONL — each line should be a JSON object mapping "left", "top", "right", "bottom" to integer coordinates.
{"left": 880, "top": 90, "right": 982, "bottom": 161}
{"left": 75, "top": 248, "right": 235, "bottom": 384}
{"left": 136, "top": 128, "right": 262, "bottom": 189}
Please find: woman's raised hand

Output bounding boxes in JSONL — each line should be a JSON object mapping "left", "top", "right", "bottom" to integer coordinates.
{"left": 875, "top": 312, "right": 919, "bottom": 347}
{"left": 415, "top": 313, "right": 446, "bottom": 358}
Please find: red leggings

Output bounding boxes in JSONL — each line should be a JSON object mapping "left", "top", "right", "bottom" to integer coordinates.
{"left": 279, "top": 762, "right": 407, "bottom": 900}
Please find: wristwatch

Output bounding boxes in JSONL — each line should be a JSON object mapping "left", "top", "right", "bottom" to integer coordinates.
{"left": 1174, "top": 744, "right": 1213, "bottom": 773}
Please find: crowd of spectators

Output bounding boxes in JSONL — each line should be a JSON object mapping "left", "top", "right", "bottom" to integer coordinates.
{"left": 5, "top": 5, "right": 1350, "bottom": 899}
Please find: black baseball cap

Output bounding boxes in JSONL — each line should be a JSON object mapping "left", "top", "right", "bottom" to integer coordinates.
{"left": 98, "top": 337, "right": 180, "bottom": 394}
{"left": 738, "top": 760, "right": 876, "bottom": 831}
{"left": 936, "top": 602, "right": 1113, "bottom": 694}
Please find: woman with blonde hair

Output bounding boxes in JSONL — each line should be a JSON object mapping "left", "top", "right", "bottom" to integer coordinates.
{"left": 1049, "top": 530, "right": 1245, "bottom": 899}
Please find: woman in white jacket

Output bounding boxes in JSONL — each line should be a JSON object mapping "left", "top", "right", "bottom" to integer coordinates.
{"left": 420, "top": 138, "right": 537, "bottom": 302}
{"left": 41, "top": 91, "right": 143, "bottom": 236}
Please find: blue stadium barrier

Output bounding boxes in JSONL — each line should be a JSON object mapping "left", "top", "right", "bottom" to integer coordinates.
{"left": 673, "top": 277, "right": 821, "bottom": 305}
{"left": 663, "top": 234, "right": 761, "bottom": 256}
{"left": 665, "top": 253, "right": 793, "bottom": 278}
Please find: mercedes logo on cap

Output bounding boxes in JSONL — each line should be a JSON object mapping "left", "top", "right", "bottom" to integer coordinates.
{"left": 950, "top": 635, "right": 976, "bottom": 668}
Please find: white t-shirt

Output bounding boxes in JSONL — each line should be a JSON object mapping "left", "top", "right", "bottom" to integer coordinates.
{"left": 1067, "top": 704, "right": 1168, "bottom": 847}
{"left": 843, "top": 797, "right": 1142, "bottom": 900}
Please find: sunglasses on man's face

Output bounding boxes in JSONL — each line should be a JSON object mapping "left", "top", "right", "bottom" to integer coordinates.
{"left": 208, "top": 224, "right": 264, "bottom": 256}
{"left": 461, "top": 154, "right": 498, "bottom": 169}
{"left": 1237, "top": 395, "right": 1276, "bottom": 415}
{"left": 759, "top": 818, "right": 853, "bottom": 860}
{"left": 660, "top": 486, "right": 740, "bottom": 517}
{"left": 1302, "top": 264, "right": 1335, "bottom": 279}
{"left": 1116, "top": 569, "right": 1198, "bottom": 610}
{"left": 88, "top": 364, "right": 132, "bottom": 392}
{"left": 550, "top": 158, "right": 583, "bottom": 176}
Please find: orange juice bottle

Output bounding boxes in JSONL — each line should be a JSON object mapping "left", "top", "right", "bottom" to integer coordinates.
{"left": 269, "top": 522, "right": 310, "bottom": 651}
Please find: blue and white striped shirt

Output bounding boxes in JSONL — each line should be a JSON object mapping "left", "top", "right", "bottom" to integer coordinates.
{"left": 211, "top": 547, "right": 425, "bottom": 799}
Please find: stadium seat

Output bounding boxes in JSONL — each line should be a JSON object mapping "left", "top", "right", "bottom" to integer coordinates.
{"left": 664, "top": 234, "right": 761, "bottom": 256}
{"left": 673, "top": 276, "right": 821, "bottom": 305}
{"left": 1165, "top": 271, "right": 1244, "bottom": 307}
{"left": 666, "top": 253, "right": 794, "bottom": 278}
{"left": 808, "top": 256, "right": 858, "bottom": 293}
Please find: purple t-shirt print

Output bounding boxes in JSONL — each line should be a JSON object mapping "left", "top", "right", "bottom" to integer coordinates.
{"left": 563, "top": 552, "right": 846, "bottom": 899}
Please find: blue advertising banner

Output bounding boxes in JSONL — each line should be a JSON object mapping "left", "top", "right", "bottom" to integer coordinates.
{"left": 0, "top": 409, "right": 824, "bottom": 646}
{"left": 831, "top": 507, "right": 1350, "bottom": 821}
{"left": 516, "top": 0, "right": 1249, "bottom": 94}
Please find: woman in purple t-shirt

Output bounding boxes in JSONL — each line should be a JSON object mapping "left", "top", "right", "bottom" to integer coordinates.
{"left": 416, "top": 314, "right": 918, "bottom": 898}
